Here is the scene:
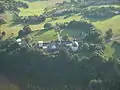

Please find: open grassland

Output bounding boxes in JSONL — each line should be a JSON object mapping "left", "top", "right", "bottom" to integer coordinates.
{"left": 19, "top": 1, "right": 50, "bottom": 16}
{"left": 104, "top": 42, "right": 120, "bottom": 58}
{"left": 28, "top": 29, "right": 57, "bottom": 43}
{"left": 0, "top": 0, "right": 64, "bottom": 40}
{"left": 50, "top": 15, "right": 81, "bottom": 24}
{"left": 1, "top": 1, "right": 120, "bottom": 57}
{"left": 93, "top": 15, "right": 120, "bottom": 35}
{"left": 19, "top": 0, "right": 65, "bottom": 16}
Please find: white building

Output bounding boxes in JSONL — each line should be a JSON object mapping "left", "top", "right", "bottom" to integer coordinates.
{"left": 38, "top": 41, "right": 43, "bottom": 48}
{"left": 71, "top": 41, "right": 79, "bottom": 52}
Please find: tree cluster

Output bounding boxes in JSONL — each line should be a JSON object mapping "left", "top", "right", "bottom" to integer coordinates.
{"left": 82, "top": 6, "right": 120, "bottom": 20}
{"left": 14, "top": 15, "right": 46, "bottom": 25}
{"left": 0, "top": 0, "right": 28, "bottom": 13}
{"left": 67, "top": 20, "right": 94, "bottom": 32}
{"left": 18, "top": 25, "right": 32, "bottom": 37}
{"left": 0, "top": 39, "right": 120, "bottom": 90}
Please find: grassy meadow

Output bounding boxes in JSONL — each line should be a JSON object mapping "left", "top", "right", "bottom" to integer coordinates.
{"left": 0, "top": 0, "right": 120, "bottom": 58}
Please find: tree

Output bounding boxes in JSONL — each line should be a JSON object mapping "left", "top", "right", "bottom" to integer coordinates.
{"left": 0, "top": 18, "right": 6, "bottom": 24}
{"left": 23, "top": 25, "right": 32, "bottom": 34}
{"left": 85, "top": 29, "right": 103, "bottom": 44}
{"left": 44, "top": 23, "right": 52, "bottom": 30}
{"left": 18, "top": 25, "right": 32, "bottom": 37}
{"left": 89, "top": 79, "right": 103, "bottom": 90}
{"left": 105, "top": 28, "right": 113, "bottom": 39}
{"left": 1, "top": 31, "right": 6, "bottom": 37}
{"left": 67, "top": 20, "right": 94, "bottom": 33}
{"left": 62, "top": 34, "right": 69, "bottom": 41}
{"left": 82, "top": 43, "right": 89, "bottom": 51}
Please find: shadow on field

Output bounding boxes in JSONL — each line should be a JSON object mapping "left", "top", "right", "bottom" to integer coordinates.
{"left": 83, "top": 15, "right": 118, "bottom": 22}
{"left": 34, "top": 29, "right": 48, "bottom": 36}
{"left": 9, "top": 22, "right": 21, "bottom": 27}
{"left": 9, "top": 21, "right": 43, "bottom": 27}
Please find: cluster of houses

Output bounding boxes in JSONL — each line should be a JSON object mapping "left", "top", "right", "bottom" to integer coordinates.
{"left": 16, "top": 38, "right": 79, "bottom": 53}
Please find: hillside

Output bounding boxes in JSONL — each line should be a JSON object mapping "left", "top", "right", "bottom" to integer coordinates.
{"left": 0, "top": 0, "right": 120, "bottom": 90}
{"left": 0, "top": 0, "right": 120, "bottom": 58}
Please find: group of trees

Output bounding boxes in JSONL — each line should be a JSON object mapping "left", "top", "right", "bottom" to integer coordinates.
{"left": 82, "top": 6, "right": 120, "bottom": 20}
{"left": 67, "top": 20, "right": 94, "bottom": 32}
{"left": 18, "top": 25, "right": 32, "bottom": 37}
{"left": 105, "top": 28, "right": 113, "bottom": 40}
{"left": 0, "top": 0, "right": 28, "bottom": 13}
{"left": 0, "top": 39, "right": 120, "bottom": 90}
{"left": 84, "top": 28, "right": 103, "bottom": 44}
{"left": 0, "top": 31, "right": 6, "bottom": 40}
{"left": 44, "top": 23, "right": 53, "bottom": 30}
{"left": 14, "top": 15, "right": 46, "bottom": 25}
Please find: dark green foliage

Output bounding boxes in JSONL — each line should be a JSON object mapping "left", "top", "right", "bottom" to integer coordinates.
{"left": 1, "top": 31, "right": 6, "bottom": 36}
{"left": 85, "top": 29, "right": 103, "bottom": 44}
{"left": 44, "top": 23, "right": 53, "bottom": 29}
{"left": 0, "top": 0, "right": 28, "bottom": 13}
{"left": 89, "top": 79, "right": 103, "bottom": 90}
{"left": 82, "top": 7, "right": 120, "bottom": 20}
{"left": 0, "top": 39, "right": 120, "bottom": 90}
{"left": 105, "top": 28, "right": 113, "bottom": 39}
{"left": 67, "top": 20, "right": 94, "bottom": 32}
{"left": 0, "top": 18, "right": 6, "bottom": 24}
{"left": 17, "top": 15, "right": 46, "bottom": 25}
{"left": 18, "top": 25, "right": 32, "bottom": 37}
{"left": 62, "top": 34, "right": 69, "bottom": 41}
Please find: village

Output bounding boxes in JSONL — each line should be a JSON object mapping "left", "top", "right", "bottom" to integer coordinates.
{"left": 16, "top": 32, "right": 80, "bottom": 53}
{"left": 1, "top": 0, "right": 120, "bottom": 90}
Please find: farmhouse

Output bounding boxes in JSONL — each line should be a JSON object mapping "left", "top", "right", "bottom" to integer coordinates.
{"left": 16, "top": 38, "right": 29, "bottom": 47}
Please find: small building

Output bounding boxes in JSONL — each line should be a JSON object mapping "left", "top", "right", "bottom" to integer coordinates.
{"left": 38, "top": 41, "right": 43, "bottom": 48}
{"left": 70, "top": 40, "right": 79, "bottom": 52}
{"left": 16, "top": 38, "right": 22, "bottom": 43}
{"left": 16, "top": 38, "right": 29, "bottom": 47}
{"left": 47, "top": 41, "right": 58, "bottom": 52}
{"left": 43, "top": 41, "right": 51, "bottom": 46}
{"left": 16, "top": 38, "right": 22, "bottom": 45}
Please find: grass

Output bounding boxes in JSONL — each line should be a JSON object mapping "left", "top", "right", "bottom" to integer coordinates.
{"left": 92, "top": 15, "right": 120, "bottom": 35}
{"left": 28, "top": 29, "right": 57, "bottom": 43}
{"left": 0, "top": 0, "right": 65, "bottom": 40}
{"left": 104, "top": 42, "right": 115, "bottom": 58}
{"left": 49, "top": 15, "right": 81, "bottom": 25}
{"left": 19, "top": 0, "right": 65, "bottom": 16}
{"left": 19, "top": 1, "right": 47, "bottom": 16}
{"left": 112, "top": 43, "right": 120, "bottom": 58}
{"left": 104, "top": 41, "right": 120, "bottom": 58}
{"left": 62, "top": 28, "right": 81, "bottom": 37}
{"left": 1, "top": 1, "right": 120, "bottom": 58}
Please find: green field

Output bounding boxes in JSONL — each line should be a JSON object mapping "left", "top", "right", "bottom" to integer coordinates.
{"left": 0, "top": 0, "right": 64, "bottom": 40}
{"left": 93, "top": 15, "right": 120, "bottom": 35}
{"left": 28, "top": 29, "right": 57, "bottom": 43}
{"left": 1, "top": 0, "right": 120, "bottom": 39}
{"left": 1, "top": 0, "right": 120, "bottom": 58}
